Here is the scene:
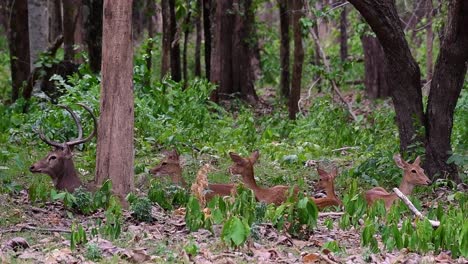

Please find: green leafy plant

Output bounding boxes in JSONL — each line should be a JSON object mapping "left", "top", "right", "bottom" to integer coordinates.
{"left": 128, "top": 195, "right": 153, "bottom": 222}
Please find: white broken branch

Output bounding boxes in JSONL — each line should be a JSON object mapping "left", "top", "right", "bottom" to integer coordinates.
{"left": 393, "top": 188, "right": 440, "bottom": 227}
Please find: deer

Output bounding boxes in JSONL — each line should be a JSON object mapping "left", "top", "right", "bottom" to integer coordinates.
{"left": 365, "top": 154, "right": 431, "bottom": 210}
{"left": 29, "top": 103, "right": 97, "bottom": 193}
{"left": 229, "top": 151, "right": 342, "bottom": 209}
{"left": 149, "top": 149, "right": 236, "bottom": 201}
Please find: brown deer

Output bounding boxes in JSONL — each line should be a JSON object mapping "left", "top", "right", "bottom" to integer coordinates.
{"left": 229, "top": 151, "right": 300, "bottom": 205}
{"left": 149, "top": 150, "right": 236, "bottom": 201}
{"left": 365, "top": 154, "right": 431, "bottom": 210}
{"left": 314, "top": 167, "right": 342, "bottom": 209}
{"left": 29, "top": 104, "right": 97, "bottom": 192}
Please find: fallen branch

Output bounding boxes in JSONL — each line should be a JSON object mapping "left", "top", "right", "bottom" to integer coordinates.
{"left": 331, "top": 146, "right": 359, "bottom": 152}
{"left": 0, "top": 225, "right": 71, "bottom": 234}
{"left": 318, "top": 212, "right": 344, "bottom": 217}
{"left": 393, "top": 188, "right": 440, "bottom": 227}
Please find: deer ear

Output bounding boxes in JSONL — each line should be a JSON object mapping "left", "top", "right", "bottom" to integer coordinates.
{"left": 168, "top": 149, "right": 179, "bottom": 160}
{"left": 317, "top": 168, "right": 328, "bottom": 179}
{"left": 250, "top": 150, "right": 260, "bottom": 164}
{"left": 393, "top": 154, "right": 407, "bottom": 169}
{"left": 332, "top": 167, "right": 339, "bottom": 178}
{"left": 413, "top": 156, "right": 421, "bottom": 166}
{"left": 229, "top": 152, "right": 244, "bottom": 164}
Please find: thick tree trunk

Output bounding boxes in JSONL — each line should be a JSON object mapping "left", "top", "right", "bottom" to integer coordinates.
{"left": 194, "top": 0, "right": 202, "bottom": 77}
{"left": 424, "top": 0, "right": 468, "bottom": 182}
{"left": 48, "top": 0, "right": 62, "bottom": 42}
{"left": 279, "top": 0, "right": 290, "bottom": 98}
{"left": 288, "top": 0, "right": 304, "bottom": 120}
{"left": 73, "top": 2, "right": 85, "bottom": 58}
{"left": 96, "top": 0, "right": 134, "bottom": 201}
{"left": 340, "top": 6, "right": 348, "bottom": 62}
{"left": 202, "top": 0, "right": 211, "bottom": 79}
{"left": 83, "top": 0, "right": 103, "bottom": 73}
{"left": 7, "top": 0, "right": 30, "bottom": 102}
{"left": 62, "top": 0, "right": 79, "bottom": 61}
{"left": 28, "top": 0, "right": 49, "bottom": 70}
{"left": 182, "top": 12, "right": 191, "bottom": 85}
{"left": 348, "top": 0, "right": 425, "bottom": 152}
{"left": 161, "top": 0, "right": 170, "bottom": 78}
{"left": 169, "top": 0, "right": 181, "bottom": 82}
{"left": 361, "top": 35, "right": 390, "bottom": 99}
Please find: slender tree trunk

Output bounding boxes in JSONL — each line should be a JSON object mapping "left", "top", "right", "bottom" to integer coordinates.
{"left": 288, "top": 0, "right": 304, "bottom": 120}
{"left": 361, "top": 35, "right": 390, "bottom": 98}
{"left": 202, "top": 0, "right": 211, "bottom": 79}
{"left": 62, "top": 0, "right": 79, "bottom": 61}
{"left": 426, "top": 0, "right": 434, "bottom": 81}
{"left": 169, "top": 0, "right": 181, "bottom": 81}
{"left": 279, "top": 0, "right": 290, "bottom": 98}
{"left": 182, "top": 12, "right": 191, "bottom": 86}
{"left": 194, "top": 0, "right": 202, "bottom": 77}
{"left": 28, "top": 0, "right": 49, "bottom": 70}
{"left": 348, "top": 0, "right": 425, "bottom": 152}
{"left": 48, "top": 0, "right": 62, "bottom": 42}
{"left": 425, "top": 0, "right": 468, "bottom": 182}
{"left": 340, "top": 6, "right": 348, "bottom": 62}
{"left": 73, "top": 2, "right": 85, "bottom": 58}
{"left": 83, "top": 0, "right": 103, "bottom": 73}
{"left": 7, "top": 0, "right": 30, "bottom": 102}
{"left": 96, "top": 0, "right": 134, "bottom": 201}
{"left": 161, "top": 0, "right": 170, "bottom": 78}
{"left": 145, "top": 0, "right": 156, "bottom": 85}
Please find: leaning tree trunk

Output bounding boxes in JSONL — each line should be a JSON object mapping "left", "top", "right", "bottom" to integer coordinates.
{"left": 95, "top": 0, "right": 134, "bottom": 201}
{"left": 278, "top": 0, "right": 290, "bottom": 98}
{"left": 7, "top": 0, "right": 30, "bottom": 102}
{"left": 28, "top": 0, "right": 49, "bottom": 70}
{"left": 161, "top": 0, "right": 170, "bottom": 78}
{"left": 194, "top": 0, "right": 202, "bottom": 77}
{"left": 288, "top": 0, "right": 304, "bottom": 120}
{"left": 83, "top": 0, "right": 103, "bottom": 73}
{"left": 424, "top": 0, "right": 468, "bottom": 182}
{"left": 169, "top": 0, "right": 181, "bottom": 82}
{"left": 202, "top": 0, "right": 211, "bottom": 79}
{"left": 348, "top": 0, "right": 425, "bottom": 153}
{"left": 361, "top": 34, "right": 390, "bottom": 99}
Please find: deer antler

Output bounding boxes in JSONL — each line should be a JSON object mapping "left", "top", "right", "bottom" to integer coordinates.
{"left": 36, "top": 104, "right": 97, "bottom": 148}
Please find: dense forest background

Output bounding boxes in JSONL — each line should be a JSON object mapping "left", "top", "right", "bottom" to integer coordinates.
{"left": 0, "top": 0, "right": 467, "bottom": 263}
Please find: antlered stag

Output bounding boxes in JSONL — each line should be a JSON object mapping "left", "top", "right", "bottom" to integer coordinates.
{"left": 29, "top": 104, "right": 97, "bottom": 192}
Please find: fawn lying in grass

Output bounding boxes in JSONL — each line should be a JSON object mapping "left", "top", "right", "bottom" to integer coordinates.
{"left": 149, "top": 150, "right": 235, "bottom": 200}
{"left": 229, "top": 151, "right": 341, "bottom": 209}
{"left": 365, "top": 154, "right": 431, "bottom": 210}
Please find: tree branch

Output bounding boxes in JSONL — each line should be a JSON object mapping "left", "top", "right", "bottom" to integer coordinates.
{"left": 393, "top": 188, "right": 440, "bottom": 227}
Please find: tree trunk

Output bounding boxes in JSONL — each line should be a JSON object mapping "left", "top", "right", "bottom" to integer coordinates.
{"left": 202, "top": 0, "right": 211, "bottom": 79}
{"left": 279, "top": 0, "right": 290, "bottom": 98}
{"left": 83, "top": 0, "right": 103, "bottom": 73}
{"left": 145, "top": 0, "right": 156, "bottom": 80}
{"left": 161, "top": 0, "right": 170, "bottom": 78}
{"left": 424, "top": 0, "right": 468, "bottom": 182}
{"left": 182, "top": 11, "right": 191, "bottom": 86}
{"left": 426, "top": 0, "right": 434, "bottom": 81}
{"left": 48, "top": 0, "right": 62, "bottom": 43}
{"left": 348, "top": 0, "right": 425, "bottom": 153}
{"left": 62, "top": 0, "right": 79, "bottom": 61}
{"left": 169, "top": 0, "right": 181, "bottom": 81}
{"left": 340, "top": 6, "right": 348, "bottom": 62}
{"left": 95, "top": 0, "right": 134, "bottom": 201}
{"left": 194, "top": 0, "right": 202, "bottom": 77}
{"left": 288, "top": 0, "right": 304, "bottom": 120}
{"left": 73, "top": 2, "right": 85, "bottom": 59}
{"left": 28, "top": 0, "right": 49, "bottom": 70}
{"left": 361, "top": 35, "right": 390, "bottom": 99}
{"left": 7, "top": 0, "right": 30, "bottom": 102}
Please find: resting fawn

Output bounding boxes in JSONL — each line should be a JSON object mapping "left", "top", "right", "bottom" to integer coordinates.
{"left": 365, "top": 154, "right": 431, "bottom": 210}
{"left": 314, "top": 168, "right": 342, "bottom": 209}
{"left": 149, "top": 150, "right": 235, "bottom": 200}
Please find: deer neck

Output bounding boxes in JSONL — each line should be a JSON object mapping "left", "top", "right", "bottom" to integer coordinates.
{"left": 172, "top": 167, "right": 186, "bottom": 187}
{"left": 398, "top": 176, "right": 415, "bottom": 195}
{"left": 241, "top": 166, "right": 260, "bottom": 191}
{"left": 55, "top": 160, "right": 82, "bottom": 192}
{"left": 324, "top": 182, "right": 337, "bottom": 200}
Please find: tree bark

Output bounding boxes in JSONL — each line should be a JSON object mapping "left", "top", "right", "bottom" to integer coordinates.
{"left": 202, "top": 0, "right": 211, "bottom": 79}
{"left": 425, "top": 0, "right": 468, "bottom": 182}
{"left": 426, "top": 0, "right": 434, "bottom": 81}
{"left": 48, "top": 0, "right": 62, "bottom": 43}
{"left": 145, "top": 0, "right": 156, "bottom": 80}
{"left": 194, "top": 0, "right": 202, "bottom": 77}
{"left": 161, "top": 0, "right": 170, "bottom": 78}
{"left": 169, "top": 0, "right": 181, "bottom": 81}
{"left": 348, "top": 0, "right": 425, "bottom": 152}
{"left": 279, "top": 0, "right": 290, "bottom": 98}
{"left": 340, "top": 6, "right": 348, "bottom": 62}
{"left": 7, "top": 0, "right": 30, "bottom": 102}
{"left": 83, "top": 0, "right": 103, "bottom": 73}
{"left": 95, "top": 0, "right": 134, "bottom": 200}
{"left": 62, "top": 0, "right": 79, "bottom": 61}
{"left": 182, "top": 11, "right": 191, "bottom": 86}
{"left": 288, "top": 0, "right": 304, "bottom": 120}
{"left": 28, "top": 0, "right": 49, "bottom": 70}
{"left": 361, "top": 35, "right": 390, "bottom": 98}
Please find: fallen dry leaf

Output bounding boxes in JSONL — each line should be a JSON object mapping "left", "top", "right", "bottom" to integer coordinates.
{"left": 302, "top": 253, "right": 320, "bottom": 263}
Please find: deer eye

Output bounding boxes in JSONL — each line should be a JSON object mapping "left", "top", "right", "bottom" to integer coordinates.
{"left": 411, "top": 169, "right": 417, "bottom": 173}
{"left": 161, "top": 162, "right": 167, "bottom": 166}
{"left": 49, "top": 156, "right": 57, "bottom": 161}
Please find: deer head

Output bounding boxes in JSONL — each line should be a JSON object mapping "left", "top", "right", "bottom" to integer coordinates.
{"left": 149, "top": 149, "right": 186, "bottom": 186}
{"left": 29, "top": 104, "right": 97, "bottom": 192}
{"left": 394, "top": 154, "right": 431, "bottom": 188}
{"left": 316, "top": 167, "right": 338, "bottom": 193}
